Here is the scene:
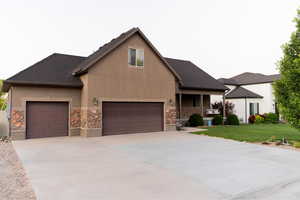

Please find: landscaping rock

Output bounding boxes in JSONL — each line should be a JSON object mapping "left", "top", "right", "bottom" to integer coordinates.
{"left": 0, "top": 141, "right": 36, "bottom": 200}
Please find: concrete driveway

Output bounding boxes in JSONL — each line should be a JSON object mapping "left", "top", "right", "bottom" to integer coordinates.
{"left": 13, "top": 131, "right": 300, "bottom": 200}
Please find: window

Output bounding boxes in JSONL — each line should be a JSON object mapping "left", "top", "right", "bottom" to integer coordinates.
{"left": 250, "top": 103, "right": 259, "bottom": 115}
{"left": 193, "top": 96, "right": 200, "bottom": 107}
{"left": 128, "top": 48, "right": 144, "bottom": 66}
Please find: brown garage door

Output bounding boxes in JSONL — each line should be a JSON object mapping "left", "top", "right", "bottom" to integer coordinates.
{"left": 102, "top": 102, "right": 163, "bottom": 136}
{"left": 26, "top": 102, "right": 69, "bottom": 139}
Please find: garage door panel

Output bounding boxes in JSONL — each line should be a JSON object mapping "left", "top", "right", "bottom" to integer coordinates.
{"left": 103, "top": 102, "right": 163, "bottom": 135}
{"left": 26, "top": 102, "right": 69, "bottom": 139}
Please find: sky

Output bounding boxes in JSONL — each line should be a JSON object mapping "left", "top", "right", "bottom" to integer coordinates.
{"left": 0, "top": 0, "right": 299, "bottom": 79}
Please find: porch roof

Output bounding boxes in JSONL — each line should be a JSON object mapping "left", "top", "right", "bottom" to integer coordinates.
{"left": 165, "top": 58, "right": 227, "bottom": 92}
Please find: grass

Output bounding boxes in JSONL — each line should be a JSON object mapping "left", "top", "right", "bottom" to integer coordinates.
{"left": 193, "top": 124, "right": 300, "bottom": 143}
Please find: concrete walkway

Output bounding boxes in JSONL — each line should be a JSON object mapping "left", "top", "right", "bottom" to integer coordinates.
{"left": 13, "top": 131, "right": 300, "bottom": 200}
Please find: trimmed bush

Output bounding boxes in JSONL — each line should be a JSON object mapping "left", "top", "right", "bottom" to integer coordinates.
{"left": 248, "top": 115, "right": 256, "bottom": 124}
{"left": 264, "top": 113, "right": 279, "bottom": 124}
{"left": 212, "top": 115, "right": 223, "bottom": 125}
{"left": 225, "top": 114, "right": 240, "bottom": 125}
{"left": 255, "top": 115, "right": 264, "bottom": 124}
{"left": 188, "top": 114, "right": 204, "bottom": 127}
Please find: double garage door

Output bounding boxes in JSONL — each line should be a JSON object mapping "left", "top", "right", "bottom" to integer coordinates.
{"left": 26, "top": 101, "right": 163, "bottom": 139}
{"left": 102, "top": 102, "right": 164, "bottom": 136}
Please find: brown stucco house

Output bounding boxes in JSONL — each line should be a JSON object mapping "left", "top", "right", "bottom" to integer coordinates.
{"left": 2, "top": 27, "right": 227, "bottom": 140}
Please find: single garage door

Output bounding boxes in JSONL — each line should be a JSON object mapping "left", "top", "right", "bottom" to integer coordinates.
{"left": 26, "top": 102, "right": 69, "bottom": 139}
{"left": 102, "top": 102, "right": 163, "bottom": 136}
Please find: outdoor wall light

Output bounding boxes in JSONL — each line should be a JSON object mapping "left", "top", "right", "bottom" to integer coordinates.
{"left": 168, "top": 99, "right": 174, "bottom": 106}
{"left": 92, "top": 97, "right": 99, "bottom": 106}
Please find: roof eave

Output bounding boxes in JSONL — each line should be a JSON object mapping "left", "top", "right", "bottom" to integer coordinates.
{"left": 3, "top": 80, "right": 83, "bottom": 92}
{"left": 225, "top": 96, "right": 263, "bottom": 99}
{"left": 180, "top": 86, "right": 227, "bottom": 92}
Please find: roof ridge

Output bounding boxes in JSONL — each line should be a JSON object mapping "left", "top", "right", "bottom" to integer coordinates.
{"left": 53, "top": 53, "right": 86, "bottom": 58}
{"left": 164, "top": 57, "right": 190, "bottom": 62}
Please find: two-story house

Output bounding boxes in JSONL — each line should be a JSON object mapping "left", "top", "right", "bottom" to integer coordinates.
{"left": 212, "top": 72, "right": 280, "bottom": 123}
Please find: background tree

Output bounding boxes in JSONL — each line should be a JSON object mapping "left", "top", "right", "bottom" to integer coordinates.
{"left": 0, "top": 80, "right": 7, "bottom": 110}
{"left": 274, "top": 9, "right": 300, "bottom": 129}
{"left": 211, "top": 101, "right": 234, "bottom": 116}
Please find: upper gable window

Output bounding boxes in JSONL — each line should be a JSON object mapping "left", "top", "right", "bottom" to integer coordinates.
{"left": 128, "top": 48, "right": 144, "bottom": 67}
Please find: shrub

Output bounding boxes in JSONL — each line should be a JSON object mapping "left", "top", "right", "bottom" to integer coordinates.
{"left": 248, "top": 115, "right": 256, "bottom": 124}
{"left": 188, "top": 114, "right": 204, "bottom": 127}
{"left": 225, "top": 114, "right": 239, "bottom": 125}
{"left": 212, "top": 115, "right": 223, "bottom": 125}
{"left": 255, "top": 115, "right": 264, "bottom": 124}
{"left": 269, "top": 136, "right": 277, "bottom": 142}
{"left": 293, "top": 142, "right": 300, "bottom": 148}
{"left": 264, "top": 113, "right": 279, "bottom": 124}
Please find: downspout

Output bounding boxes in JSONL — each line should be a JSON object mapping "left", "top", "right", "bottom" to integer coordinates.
{"left": 245, "top": 97, "right": 247, "bottom": 124}
{"left": 8, "top": 88, "right": 12, "bottom": 137}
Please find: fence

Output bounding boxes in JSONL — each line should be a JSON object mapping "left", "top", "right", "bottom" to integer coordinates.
{"left": 0, "top": 111, "right": 8, "bottom": 136}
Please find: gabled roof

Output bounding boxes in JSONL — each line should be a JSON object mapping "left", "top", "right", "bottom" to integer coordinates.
{"left": 219, "top": 72, "right": 280, "bottom": 86}
{"left": 165, "top": 58, "right": 227, "bottom": 91}
{"left": 2, "top": 27, "right": 227, "bottom": 92}
{"left": 225, "top": 86, "right": 263, "bottom": 99}
{"left": 72, "top": 27, "right": 182, "bottom": 83}
{"left": 3, "top": 53, "right": 85, "bottom": 92}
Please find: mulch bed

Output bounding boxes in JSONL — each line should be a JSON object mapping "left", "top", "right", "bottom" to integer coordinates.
{"left": 257, "top": 141, "right": 300, "bottom": 152}
{"left": 0, "top": 137, "right": 36, "bottom": 200}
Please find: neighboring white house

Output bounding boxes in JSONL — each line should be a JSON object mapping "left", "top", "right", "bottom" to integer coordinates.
{"left": 211, "top": 72, "right": 280, "bottom": 123}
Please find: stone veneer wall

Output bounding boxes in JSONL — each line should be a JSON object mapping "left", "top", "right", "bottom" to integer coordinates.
{"left": 70, "top": 108, "right": 81, "bottom": 136}
{"left": 165, "top": 106, "right": 176, "bottom": 131}
{"left": 80, "top": 107, "right": 102, "bottom": 137}
{"left": 11, "top": 110, "right": 25, "bottom": 140}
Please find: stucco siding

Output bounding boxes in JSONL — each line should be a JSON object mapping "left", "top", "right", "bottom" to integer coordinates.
{"left": 80, "top": 33, "right": 177, "bottom": 136}
{"left": 87, "top": 34, "right": 176, "bottom": 101}
{"left": 242, "top": 83, "right": 275, "bottom": 114}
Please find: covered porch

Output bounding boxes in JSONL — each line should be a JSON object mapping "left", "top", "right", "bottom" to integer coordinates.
{"left": 176, "top": 89, "right": 226, "bottom": 120}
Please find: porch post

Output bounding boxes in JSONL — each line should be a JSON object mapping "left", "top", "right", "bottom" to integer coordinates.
{"left": 200, "top": 94, "right": 204, "bottom": 116}
{"left": 223, "top": 93, "right": 226, "bottom": 124}
{"left": 179, "top": 93, "right": 182, "bottom": 119}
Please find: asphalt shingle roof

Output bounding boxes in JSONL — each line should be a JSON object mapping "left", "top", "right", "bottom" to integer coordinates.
{"left": 225, "top": 86, "right": 263, "bottom": 99}
{"left": 165, "top": 58, "right": 227, "bottom": 91}
{"left": 219, "top": 72, "right": 280, "bottom": 86}
{"left": 218, "top": 78, "right": 239, "bottom": 86}
{"left": 3, "top": 53, "right": 85, "bottom": 92}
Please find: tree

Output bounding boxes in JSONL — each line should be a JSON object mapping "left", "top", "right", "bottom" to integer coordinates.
{"left": 0, "top": 80, "right": 7, "bottom": 110}
{"left": 211, "top": 101, "right": 234, "bottom": 116}
{"left": 274, "top": 9, "right": 300, "bottom": 129}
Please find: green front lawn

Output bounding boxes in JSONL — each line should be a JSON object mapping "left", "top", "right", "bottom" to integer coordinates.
{"left": 193, "top": 124, "right": 300, "bottom": 143}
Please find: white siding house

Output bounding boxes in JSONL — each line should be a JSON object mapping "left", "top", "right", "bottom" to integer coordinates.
{"left": 211, "top": 72, "right": 280, "bottom": 123}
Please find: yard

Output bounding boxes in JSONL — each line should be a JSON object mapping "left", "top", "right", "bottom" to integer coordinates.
{"left": 193, "top": 124, "right": 300, "bottom": 143}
